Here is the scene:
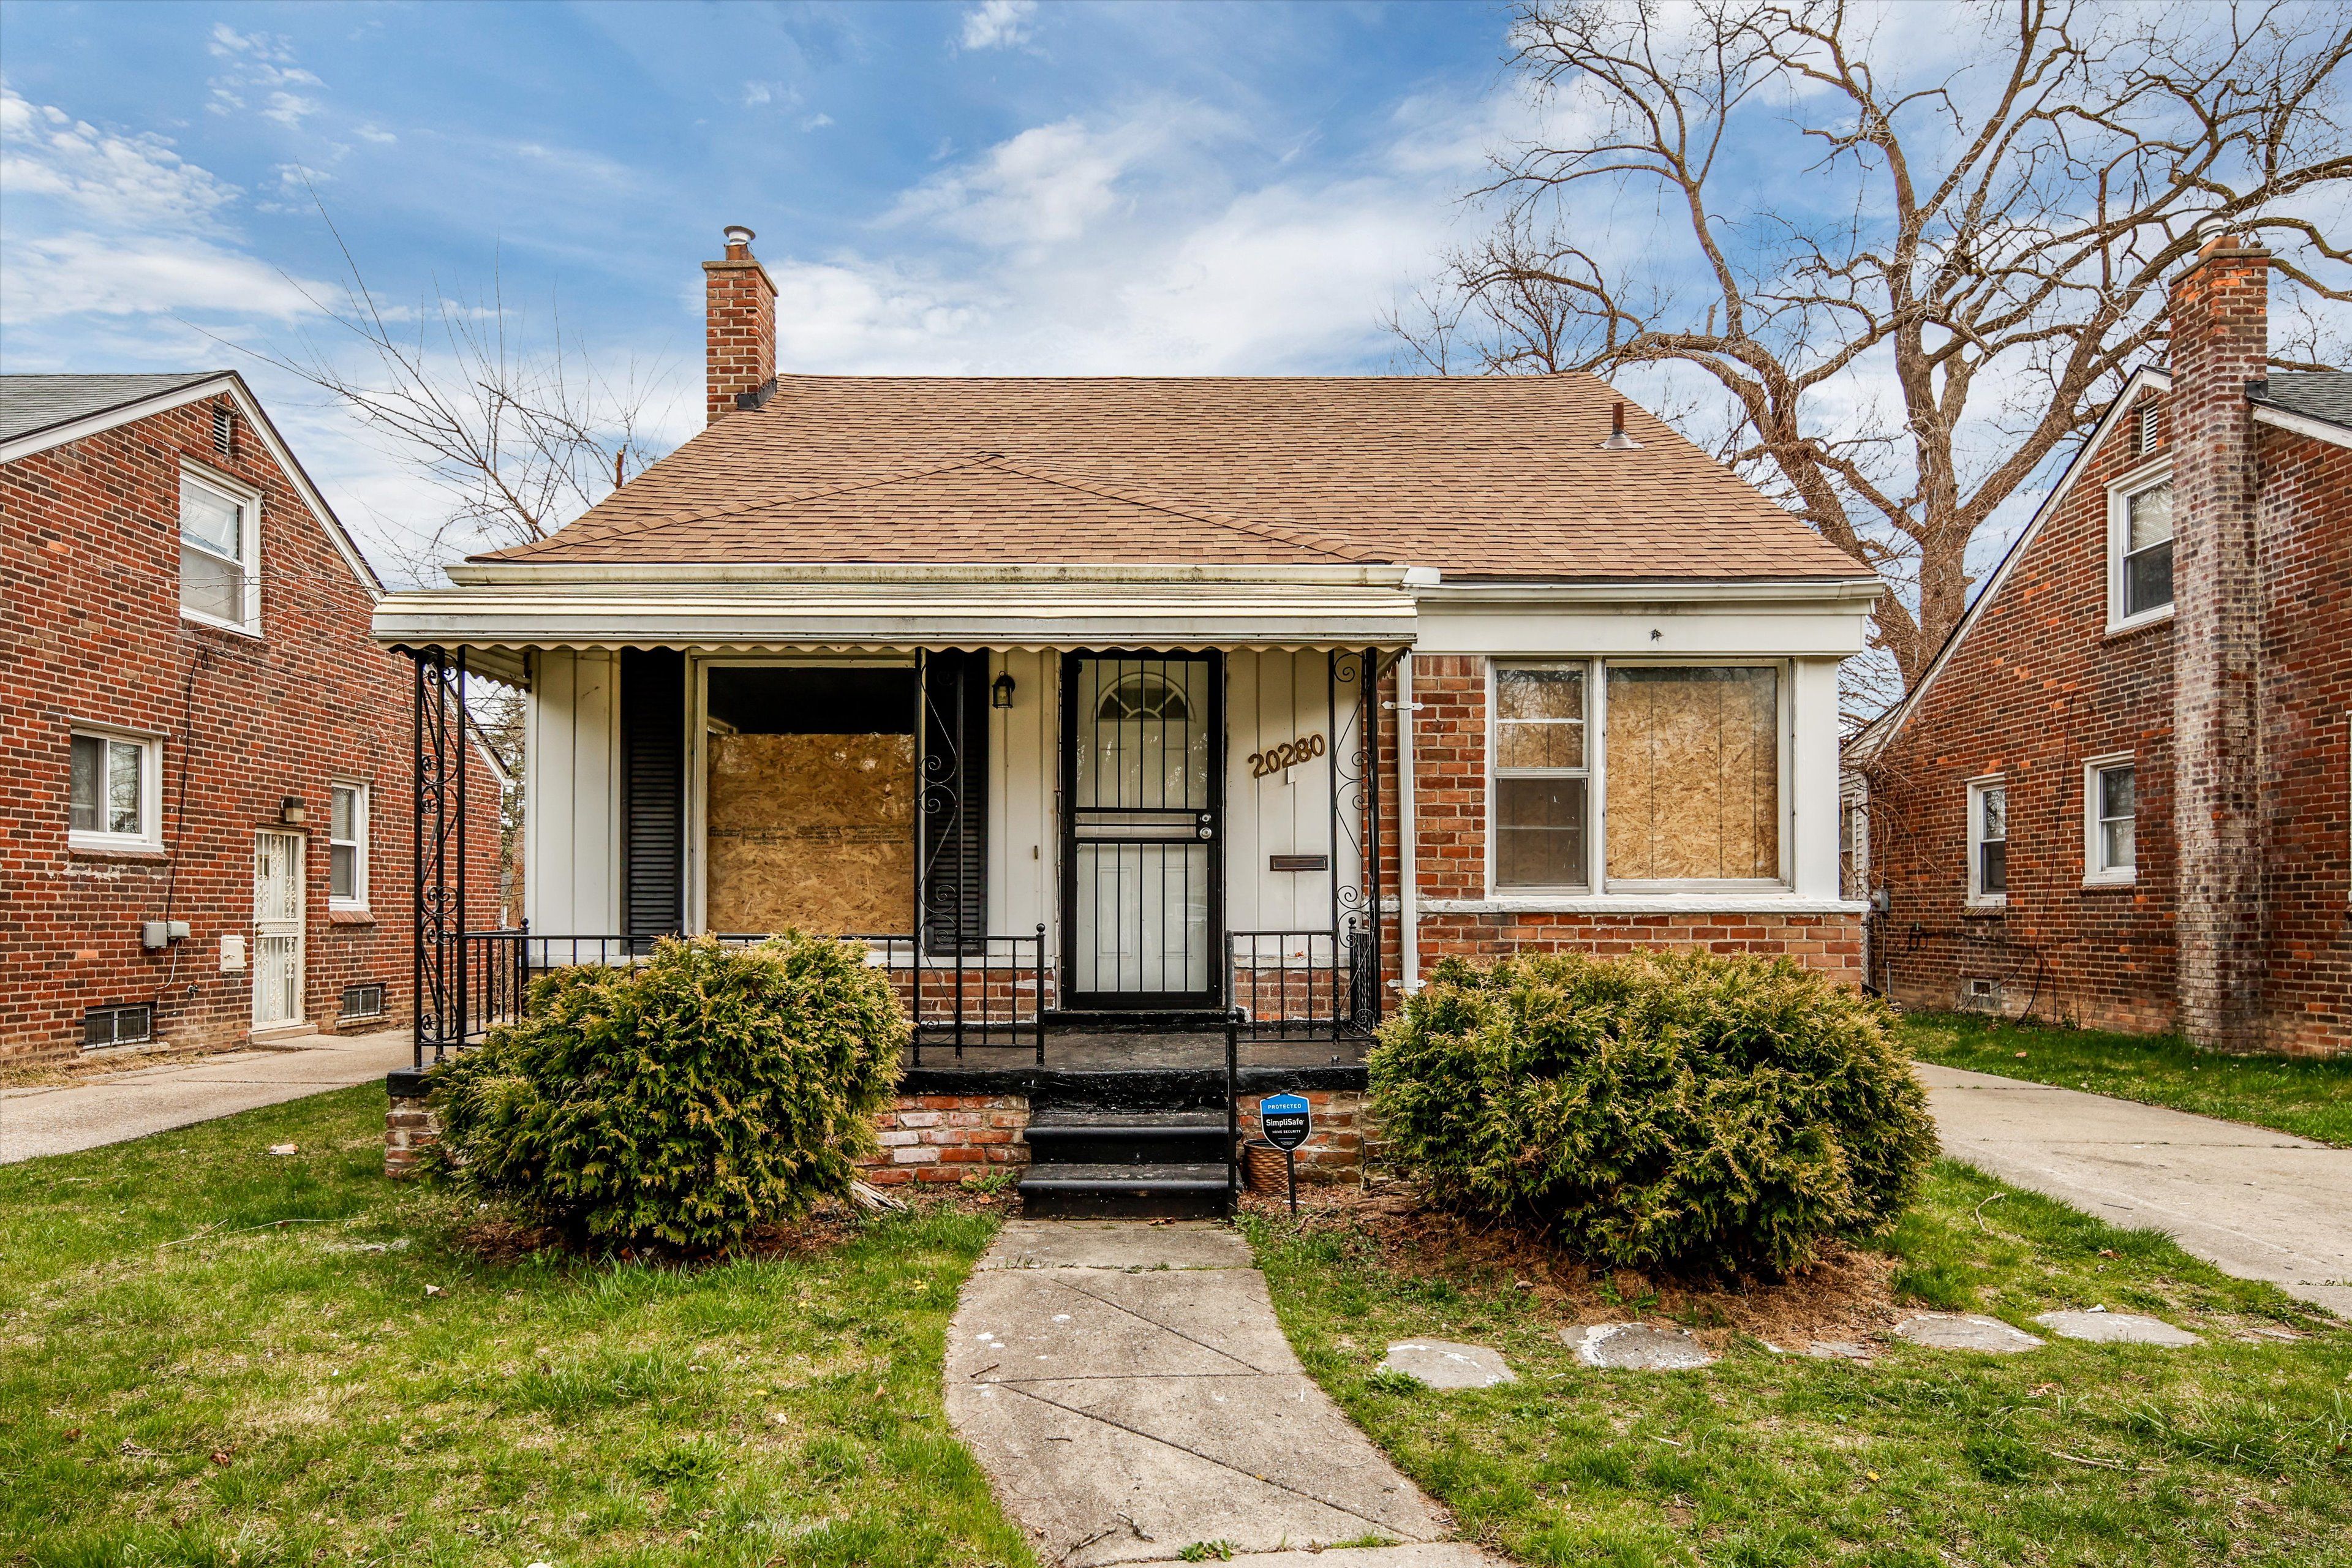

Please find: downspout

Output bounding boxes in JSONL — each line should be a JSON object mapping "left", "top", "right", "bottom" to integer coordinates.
{"left": 1395, "top": 649, "right": 1419, "bottom": 993}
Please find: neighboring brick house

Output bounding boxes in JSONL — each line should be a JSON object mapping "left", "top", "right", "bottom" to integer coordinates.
{"left": 1, "top": 372, "right": 502, "bottom": 1065}
{"left": 1852, "top": 234, "right": 2350, "bottom": 1057}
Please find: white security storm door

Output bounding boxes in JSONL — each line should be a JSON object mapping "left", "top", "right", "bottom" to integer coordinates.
{"left": 253, "top": 831, "right": 306, "bottom": 1030}
{"left": 1063, "top": 654, "right": 1223, "bottom": 1007}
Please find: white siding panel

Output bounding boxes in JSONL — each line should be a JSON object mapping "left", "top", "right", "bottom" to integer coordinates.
{"left": 522, "top": 647, "right": 620, "bottom": 934}
{"left": 1224, "top": 650, "right": 1363, "bottom": 937}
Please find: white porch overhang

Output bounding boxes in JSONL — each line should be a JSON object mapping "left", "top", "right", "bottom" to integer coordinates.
{"left": 372, "top": 562, "right": 1424, "bottom": 685}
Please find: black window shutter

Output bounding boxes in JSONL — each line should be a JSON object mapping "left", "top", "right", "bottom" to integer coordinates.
{"left": 620, "top": 649, "right": 686, "bottom": 944}
{"left": 921, "top": 651, "right": 989, "bottom": 955}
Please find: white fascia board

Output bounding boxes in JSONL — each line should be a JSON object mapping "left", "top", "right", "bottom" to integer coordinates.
{"left": 442, "top": 560, "right": 1415, "bottom": 589}
{"left": 1414, "top": 576, "right": 1880, "bottom": 658}
{"left": 2252, "top": 403, "right": 2352, "bottom": 450}
{"left": 1850, "top": 366, "right": 2172, "bottom": 764}
{"left": 1414, "top": 575, "right": 1884, "bottom": 609}
{"left": 1, "top": 371, "right": 385, "bottom": 599}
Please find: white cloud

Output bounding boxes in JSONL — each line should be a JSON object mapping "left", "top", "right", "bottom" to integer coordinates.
{"left": 959, "top": 0, "right": 1036, "bottom": 52}
{"left": 0, "top": 86, "right": 328, "bottom": 327}
{"left": 355, "top": 123, "right": 398, "bottom": 145}
{"left": 801, "top": 112, "right": 834, "bottom": 132}
{"left": 206, "top": 23, "right": 326, "bottom": 127}
{"left": 890, "top": 114, "right": 1200, "bottom": 249}
{"left": 742, "top": 81, "right": 774, "bottom": 107}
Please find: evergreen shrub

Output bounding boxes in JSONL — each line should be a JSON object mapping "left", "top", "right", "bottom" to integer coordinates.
{"left": 1369, "top": 949, "right": 1935, "bottom": 1275}
{"left": 424, "top": 933, "right": 905, "bottom": 1252}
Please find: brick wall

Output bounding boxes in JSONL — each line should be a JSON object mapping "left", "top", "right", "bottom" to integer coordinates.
{"left": 859, "top": 1093, "right": 1030, "bottom": 1186}
{"left": 703, "top": 230, "right": 777, "bottom": 424}
{"left": 2255, "top": 423, "right": 2352, "bottom": 1055}
{"left": 1235, "top": 1088, "right": 1367, "bottom": 1185}
{"left": 2, "top": 392, "right": 502, "bottom": 1065}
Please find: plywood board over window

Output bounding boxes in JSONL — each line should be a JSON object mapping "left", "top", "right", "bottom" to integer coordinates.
{"left": 1605, "top": 665, "right": 1781, "bottom": 883}
{"left": 705, "top": 734, "right": 914, "bottom": 933}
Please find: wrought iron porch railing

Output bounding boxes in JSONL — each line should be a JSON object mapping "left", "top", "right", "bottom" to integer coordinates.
{"left": 1224, "top": 919, "right": 1377, "bottom": 1042}
{"left": 414, "top": 926, "right": 1048, "bottom": 1070}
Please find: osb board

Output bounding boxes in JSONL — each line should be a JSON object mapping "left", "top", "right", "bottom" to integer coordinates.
{"left": 1605, "top": 669, "right": 1779, "bottom": 880}
{"left": 707, "top": 733, "right": 914, "bottom": 933}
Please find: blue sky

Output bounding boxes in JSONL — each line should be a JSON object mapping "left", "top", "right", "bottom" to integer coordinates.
{"left": 3, "top": 1, "right": 1527, "bottom": 567}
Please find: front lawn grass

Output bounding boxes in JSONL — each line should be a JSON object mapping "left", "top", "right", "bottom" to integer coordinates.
{"left": 0, "top": 1084, "right": 1033, "bottom": 1567}
{"left": 1246, "top": 1163, "right": 2350, "bottom": 1568}
{"left": 1904, "top": 1010, "right": 2352, "bottom": 1147}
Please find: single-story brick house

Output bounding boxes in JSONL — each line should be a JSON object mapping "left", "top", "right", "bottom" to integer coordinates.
{"left": 1849, "top": 233, "right": 2350, "bottom": 1057}
{"left": 372, "top": 226, "right": 1883, "bottom": 1207}
{"left": 1, "top": 371, "right": 503, "bottom": 1064}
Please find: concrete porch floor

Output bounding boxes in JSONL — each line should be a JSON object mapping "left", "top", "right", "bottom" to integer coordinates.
{"left": 905, "top": 1029, "right": 1370, "bottom": 1074}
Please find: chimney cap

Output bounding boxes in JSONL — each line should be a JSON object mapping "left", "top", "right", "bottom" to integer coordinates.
{"left": 723, "top": 224, "right": 756, "bottom": 247}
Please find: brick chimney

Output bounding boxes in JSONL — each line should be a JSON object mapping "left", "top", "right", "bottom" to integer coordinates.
{"left": 704, "top": 224, "right": 777, "bottom": 424}
{"left": 2166, "top": 229, "right": 2269, "bottom": 1052}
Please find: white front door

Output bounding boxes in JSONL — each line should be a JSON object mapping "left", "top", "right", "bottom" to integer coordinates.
{"left": 254, "top": 831, "right": 306, "bottom": 1030}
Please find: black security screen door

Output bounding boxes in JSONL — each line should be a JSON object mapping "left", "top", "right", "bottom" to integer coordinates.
{"left": 1061, "top": 652, "right": 1224, "bottom": 1009}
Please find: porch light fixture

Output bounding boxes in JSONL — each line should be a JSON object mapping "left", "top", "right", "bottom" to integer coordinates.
{"left": 279, "top": 795, "right": 307, "bottom": 826}
{"left": 991, "top": 670, "right": 1016, "bottom": 710}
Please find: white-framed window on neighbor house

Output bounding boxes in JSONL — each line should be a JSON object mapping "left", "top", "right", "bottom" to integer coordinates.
{"left": 1966, "top": 776, "right": 2008, "bottom": 907}
{"left": 329, "top": 782, "right": 368, "bottom": 908}
{"left": 179, "top": 464, "right": 260, "bottom": 633}
{"left": 68, "top": 727, "right": 162, "bottom": 851}
{"left": 2084, "top": 755, "right": 2136, "bottom": 885}
{"left": 2108, "top": 469, "right": 2174, "bottom": 630}
{"left": 1602, "top": 664, "right": 1785, "bottom": 890}
{"left": 1491, "top": 662, "right": 1592, "bottom": 891}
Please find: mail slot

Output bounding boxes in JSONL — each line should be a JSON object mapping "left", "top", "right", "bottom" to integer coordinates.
{"left": 1268, "top": 853, "right": 1329, "bottom": 872}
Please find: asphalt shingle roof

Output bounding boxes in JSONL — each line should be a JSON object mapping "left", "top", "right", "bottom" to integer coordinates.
{"left": 484, "top": 372, "right": 1871, "bottom": 581}
{"left": 0, "top": 372, "right": 224, "bottom": 443}
{"left": 2250, "top": 372, "right": 2352, "bottom": 432}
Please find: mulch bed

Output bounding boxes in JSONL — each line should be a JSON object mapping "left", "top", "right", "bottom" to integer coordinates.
{"left": 1244, "top": 1178, "right": 1904, "bottom": 1352}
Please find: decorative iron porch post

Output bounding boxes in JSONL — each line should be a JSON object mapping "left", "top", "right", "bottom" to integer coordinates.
{"left": 410, "top": 646, "right": 467, "bottom": 1070}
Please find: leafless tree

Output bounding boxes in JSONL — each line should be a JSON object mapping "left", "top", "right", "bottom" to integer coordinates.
{"left": 1399, "top": 0, "right": 2352, "bottom": 692}
{"left": 239, "top": 204, "right": 669, "bottom": 579}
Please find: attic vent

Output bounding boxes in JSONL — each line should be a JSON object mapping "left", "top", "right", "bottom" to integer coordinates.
{"left": 213, "top": 403, "right": 235, "bottom": 457}
{"left": 2135, "top": 400, "right": 2157, "bottom": 456}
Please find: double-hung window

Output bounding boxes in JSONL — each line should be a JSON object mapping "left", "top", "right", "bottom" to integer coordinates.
{"left": 2109, "top": 473, "right": 2174, "bottom": 628}
{"left": 69, "top": 729, "right": 161, "bottom": 850}
{"left": 1967, "top": 777, "right": 2007, "bottom": 907}
{"left": 1493, "top": 663, "right": 1591, "bottom": 890}
{"left": 180, "top": 467, "right": 258, "bottom": 632}
{"left": 2085, "top": 756, "right": 2136, "bottom": 884}
{"left": 329, "top": 782, "right": 368, "bottom": 908}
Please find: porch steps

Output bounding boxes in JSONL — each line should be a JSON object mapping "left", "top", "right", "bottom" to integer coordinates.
{"left": 1019, "top": 1107, "right": 1232, "bottom": 1219}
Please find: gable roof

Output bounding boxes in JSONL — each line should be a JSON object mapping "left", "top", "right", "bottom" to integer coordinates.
{"left": 0, "top": 369, "right": 384, "bottom": 597}
{"left": 1845, "top": 366, "right": 2172, "bottom": 767}
{"left": 2250, "top": 372, "right": 2352, "bottom": 446}
{"left": 0, "top": 373, "right": 225, "bottom": 443}
{"left": 484, "top": 372, "right": 1871, "bottom": 582}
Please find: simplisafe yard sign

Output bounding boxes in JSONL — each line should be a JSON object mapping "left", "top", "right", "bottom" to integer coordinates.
{"left": 1259, "top": 1093, "right": 1311, "bottom": 1150}
{"left": 1258, "top": 1093, "right": 1312, "bottom": 1213}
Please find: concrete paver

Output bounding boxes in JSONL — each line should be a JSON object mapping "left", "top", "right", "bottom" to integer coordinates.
{"left": 1381, "top": 1340, "right": 1516, "bottom": 1389}
{"left": 0, "top": 1029, "right": 409, "bottom": 1164}
{"left": 1921, "top": 1063, "right": 2352, "bottom": 1316}
{"left": 1568, "top": 1322, "right": 1716, "bottom": 1371}
{"left": 2035, "top": 1310, "right": 2201, "bottom": 1346}
{"left": 948, "top": 1219, "right": 1501, "bottom": 1566}
{"left": 1892, "top": 1313, "right": 2044, "bottom": 1352}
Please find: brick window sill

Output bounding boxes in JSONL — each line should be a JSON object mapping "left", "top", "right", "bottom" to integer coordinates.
{"left": 2103, "top": 612, "right": 2174, "bottom": 643}
{"left": 69, "top": 845, "right": 170, "bottom": 865}
{"left": 2078, "top": 880, "right": 2139, "bottom": 894}
{"left": 327, "top": 908, "right": 378, "bottom": 927}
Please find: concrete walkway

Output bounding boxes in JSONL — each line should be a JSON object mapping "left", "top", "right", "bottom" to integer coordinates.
{"left": 1923, "top": 1063, "right": 2352, "bottom": 1316}
{"left": 946, "top": 1220, "right": 1499, "bottom": 1567}
{"left": 0, "top": 1028, "right": 409, "bottom": 1164}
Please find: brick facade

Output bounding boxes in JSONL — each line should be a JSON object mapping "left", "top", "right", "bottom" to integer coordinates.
{"left": 1862, "top": 236, "right": 2350, "bottom": 1055}
{"left": 859, "top": 1093, "right": 1031, "bottom": 1186}
{"left": 2, "top": 383, "right": 502, "bottom": 1065}
{"left": 1382, "top": 655, "right": 1864, "bottom": 989}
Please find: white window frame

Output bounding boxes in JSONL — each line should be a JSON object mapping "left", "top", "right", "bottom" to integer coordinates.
{"left": 1965, "top": 774, "right": 2008, "bottom": 909}
{"left": 179, "top": 461, "right": 262, "bottom": 636}
{"left": 1488, "top": 659, "right": 1595, "bottom": 894}
{"left": 329, "top": 780, "right": 369, "bottom": 910}
{"left": 2083, "top": 753, "right": 2137, "bottom": 887}
{"left": 2105, "top": 460, "right": 2175, "bottom": 635}
{"left": 68, "top": 724, "right": 164, "bottom": 852}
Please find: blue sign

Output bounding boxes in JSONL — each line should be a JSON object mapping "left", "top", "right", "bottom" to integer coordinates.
{"left": 1258, "top": 1092, "right": 1311, "bottom": 1152}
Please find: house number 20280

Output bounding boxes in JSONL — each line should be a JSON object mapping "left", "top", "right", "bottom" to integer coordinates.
{"left": 1248, "top": 732, "right": 1326, "bottom": 778}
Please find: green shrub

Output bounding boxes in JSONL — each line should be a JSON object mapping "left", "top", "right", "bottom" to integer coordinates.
{"left": 1368, "top": 949, "right": 1935, "bottom": 1276}
{"left": 424, "top": 933, "right": 905, "bottom": 1253}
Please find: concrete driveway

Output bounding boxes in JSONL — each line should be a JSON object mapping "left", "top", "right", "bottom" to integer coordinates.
{"left": 1923, "top": 1063, "right": 2352, "bottom": 1316}
{"left": 0, "top": 1028, "right": 409, "bottom": 1164}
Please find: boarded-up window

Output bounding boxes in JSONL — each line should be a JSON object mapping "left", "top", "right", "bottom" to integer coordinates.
{"left": 1604, "top": 666, "right": 1781, "bottom": 883}
{"left": 704, "top": 665, "right": 918, "bottom": 935}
